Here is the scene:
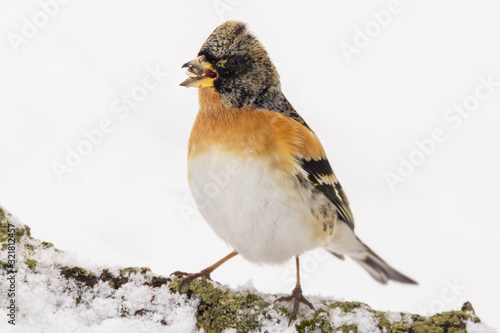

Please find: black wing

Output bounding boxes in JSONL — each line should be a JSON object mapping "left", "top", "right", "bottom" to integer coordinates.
{"left": 298, "top": 157, "right": 355, "bottom": 230}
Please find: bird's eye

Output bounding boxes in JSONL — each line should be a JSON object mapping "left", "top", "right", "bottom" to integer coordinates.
{"left": 227, "top": 58, "right": 239, "bottom": 69}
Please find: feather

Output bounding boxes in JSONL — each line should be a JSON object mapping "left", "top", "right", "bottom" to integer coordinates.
{"left": 297, "top": 157, "right": 355, "bottom": 230}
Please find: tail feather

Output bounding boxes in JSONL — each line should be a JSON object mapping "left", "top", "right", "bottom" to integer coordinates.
{"left": 351, "top": 245, "right": 417, "bottom": 285}
{"left": 326, "top": 220, "right": 417, "bottom": 285}
{"left": 328, "top": 251, "right": 345, "bottom": 260}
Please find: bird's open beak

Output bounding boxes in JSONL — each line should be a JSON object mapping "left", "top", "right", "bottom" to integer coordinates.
{"left": 180, "top": 55, "right": 218, "bottom": 88}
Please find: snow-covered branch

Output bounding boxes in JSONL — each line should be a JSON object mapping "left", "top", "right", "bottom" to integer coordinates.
{"left": 0, "top": 206, "right": 489, "bottom": 332}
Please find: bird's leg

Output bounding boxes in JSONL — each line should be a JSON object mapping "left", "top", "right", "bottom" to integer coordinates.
{"left": 171, "top": 251, "right": 238, "bottom": 291}
{"left": 274, "top": 256, "right": 315, "bottom": 325}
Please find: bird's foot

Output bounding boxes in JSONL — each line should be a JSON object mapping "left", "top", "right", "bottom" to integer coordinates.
{"left": 170, "top": 269, "right": 213, "bottom": 291}
{"left": 274, "top": 285, "right": 315, "bottom": 326}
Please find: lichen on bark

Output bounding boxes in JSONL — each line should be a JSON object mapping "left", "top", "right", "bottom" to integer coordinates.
{"left": 0, "top": 206, "right": 485, "bottom": 332}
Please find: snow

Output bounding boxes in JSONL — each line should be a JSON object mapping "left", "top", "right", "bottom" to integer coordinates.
{"left": 1, "top": 0, "right": 500, "bottom": 331}
{"left": 0, "top": 207, "right": 201, "bottom": 333}
{"left": 1, "top": 207, "right": 496, "bottom": 332}
{"left": 467, "top": 323, "right": 499, "bottom": 333}
{"left": 329, "top": 307, "right": 379, "bottom": 332}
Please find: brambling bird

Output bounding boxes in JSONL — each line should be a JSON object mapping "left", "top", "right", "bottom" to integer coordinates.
{"left": 173, "top": 21, "right": 417, "bottom": 323}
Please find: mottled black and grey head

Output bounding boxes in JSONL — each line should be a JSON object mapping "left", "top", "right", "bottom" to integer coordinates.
{"left": 182, "top": 22, "right": 270, "bottom": 100}
{"left": 197, "top": 21, "right": 280, "bottom": 108}
{"left": 181, "top": 21, "right": 308, "bottom": 125}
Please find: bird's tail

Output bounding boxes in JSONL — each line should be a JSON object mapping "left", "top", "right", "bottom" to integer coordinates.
{"left": 326, "top": 221, "right": 417, "bottom": 285}
{"left": 349, "top": 244, "right": 417, "bottom": 284}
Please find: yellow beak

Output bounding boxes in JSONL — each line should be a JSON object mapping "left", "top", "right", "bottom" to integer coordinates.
{"left": 180, "top": 55, "right": 218, "bottom": 88}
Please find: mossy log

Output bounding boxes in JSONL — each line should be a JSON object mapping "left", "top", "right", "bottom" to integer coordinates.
{"left": 0, "top": 206, "right": 484, "bottom": 332}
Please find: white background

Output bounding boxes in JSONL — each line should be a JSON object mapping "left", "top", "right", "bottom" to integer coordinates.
{"left": 1, "top": 0, "right": 499, "bottom": 330}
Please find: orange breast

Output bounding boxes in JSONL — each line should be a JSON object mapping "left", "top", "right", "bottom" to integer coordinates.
{"left": 188, "top": 88, "right": 327, "bottom": 174}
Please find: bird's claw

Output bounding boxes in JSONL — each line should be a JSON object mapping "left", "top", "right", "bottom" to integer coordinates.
{"left": 170, "top": 271, "right": 190, "bottom": 277}
{"left": 170, "top": 269, "right": 213, "bottom": 291}
{"left": 274, "top": 285, "right": 315, "bottom": 326}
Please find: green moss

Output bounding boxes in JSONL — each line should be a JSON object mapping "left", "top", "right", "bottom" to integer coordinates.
{"left": 0, "top": 261, "right": 9, "bottom": 271}
{"left": 409, "top": 310, "right": 479, "bottom": 333}
{"left": 246, "top": 293, "right": 270, "bottom": 309}
{"left": 338, "top": 325, "right": 358, "bottom": 333}
{"left": 61, "top": 267, "right": 135, "bottom": 290}
{"left": 41, "top": 242, "right": 54, "bottom": 249}
{"left": 245, "top": 293, "right": 258, "bottom": 303}
{"left": 15, "top": 227, "right": 24, "bottom": 237}
{"left": 63, "top": 266, "right": 93, "bottom": 277}
{"left": 25, "top": 259, "right": 38, "bottom": 270}
{"left": 0, "top": 212, "right": 32, "bottom": 244}
{"left": 376, "top": 313, "right": 391, "bottom": 331}
{"left": 295, "top": 301, "right": 379, "bottom": 333}
{"left": 15, "top": 225, "right": 31, "bottom": 243}
{"left": 328, "top": 301, "right": 364, "bottom": 312}
{"left": 461, "top": 301, "right": 475, "bottom": 314}
{"left": 167, "top": 277, "right": 482, "bottom": 333}
{"left": 0, "top": 220, "right": 8, "bottom": 243}
{"left": 119, "top": 267, "right": 151, "bottom": 276}
{"left": 375, "top": 307, "right": 478, "bottom": 333}
{"left": 0, "top": 207, "right": 487, "bottom": 332}
{"left": 139, "top": 267, "right": 151, "bottom": 274}
{"left": 275, "top": 304, "right": 291, "bottom": 318}
{"left": 295, "top": 308, "right": 334, "bottom": 333}
{"left": 120, "top": 267, "right": 139, "bottom": 276}
{"left": 1, "top": 243, "right": 7, "bottom": 251}
{"left": 61, "top": 266, "right": 99, "bottom": 287}
{"left": 387, "top": 319, "right": 411, "bottom": 332}
{"left": 169, "top": 278, "right": 268, "bottom": 333}
{"left": 374, "top": 312, "right": 411, "bottom": 332}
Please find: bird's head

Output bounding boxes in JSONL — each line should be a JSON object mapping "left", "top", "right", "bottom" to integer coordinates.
{"left": 180, "top": 21, "right": 280, "bottom": 108}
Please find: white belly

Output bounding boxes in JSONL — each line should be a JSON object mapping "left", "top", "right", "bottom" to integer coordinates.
{"left": 188, "top": 151, "right": 318, "bottom": 264}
